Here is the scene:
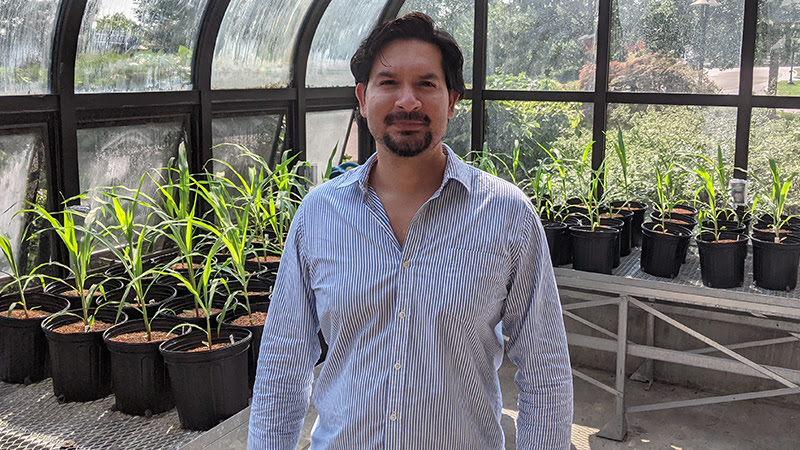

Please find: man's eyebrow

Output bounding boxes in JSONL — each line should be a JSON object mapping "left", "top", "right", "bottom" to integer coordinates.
{"left": 373, "top": 71, "right": 442, "bottom": 80}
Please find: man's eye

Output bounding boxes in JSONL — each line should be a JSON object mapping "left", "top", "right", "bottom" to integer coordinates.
{"left": 421, "top": 81, "right": 436, "bottom": 87}
{"left": 379, "top": 80, "right": 396, "bottom": 86}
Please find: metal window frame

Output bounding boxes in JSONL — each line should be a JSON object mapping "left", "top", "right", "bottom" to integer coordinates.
{"left": 1, "top": 0, "right": 799, "bottom": 270}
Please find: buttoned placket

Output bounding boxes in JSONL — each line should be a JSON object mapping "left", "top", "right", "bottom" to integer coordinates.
{"left": 363, "top": 166, "right": 451, "bottom": 449}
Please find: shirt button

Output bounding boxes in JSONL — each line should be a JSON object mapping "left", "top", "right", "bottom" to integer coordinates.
{"left": 389, "top": 412, "right": 397, "bottom": 421}
{"left": 394, "top": 362, "right": 401, "bottom": 370}
{"left": 399, "top": 311, "right": 407, "bottom": 319}
{"left": 402, "top": 261, "right": 410, "bottom": 269}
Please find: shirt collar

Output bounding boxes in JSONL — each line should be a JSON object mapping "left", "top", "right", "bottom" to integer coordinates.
{"left": 336, "top": 143, "right": 473, "bottom": 194}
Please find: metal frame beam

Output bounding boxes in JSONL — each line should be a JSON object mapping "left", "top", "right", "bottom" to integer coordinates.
{"left": 291, "top": 0, "right": 332, "bottom": 162}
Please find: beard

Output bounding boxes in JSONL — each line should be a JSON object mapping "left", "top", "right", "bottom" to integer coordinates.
{"left": 381, "top": 111, "right": 434, "bottom": 158}
{"left": 382, "top": 130, "right": 433, "bottom": 158}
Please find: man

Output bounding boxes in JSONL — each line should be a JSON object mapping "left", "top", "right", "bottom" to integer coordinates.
{"left": 248, "top": 12, "right": 573, "bottom": 449}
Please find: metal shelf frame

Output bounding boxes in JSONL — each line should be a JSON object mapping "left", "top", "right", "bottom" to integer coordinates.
{"left": 556, "top": 265, "right": 800, "bottom": 441}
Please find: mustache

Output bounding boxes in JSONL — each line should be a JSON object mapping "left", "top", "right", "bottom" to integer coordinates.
{"left": 384, "top": 111, "right": 431, "bottom": 126}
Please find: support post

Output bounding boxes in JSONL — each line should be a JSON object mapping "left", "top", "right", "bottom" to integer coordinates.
{"left": 631, "top": 309, "right": 655, "bottom": 389}
{"left": 598, "top": 295, "right": 628, "bottom": 441}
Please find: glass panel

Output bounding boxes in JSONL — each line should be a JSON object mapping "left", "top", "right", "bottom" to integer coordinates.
{"left": 610, "top": 0, "right": 744, "bottom": 94}
{"left": 306, "top": 0, "right": 385, "bottom": 87}
{"left": 75, "top": 0, "right": 208, "bottom": 93}
{"left": 607, "top": 104, "right": 737, "bottom": 206}
{"left": 305, "top": 110, "right": 352, "bottom": 183}
{"left": 487, "top": 0, "right": 597, "bottom": 91}
{"left": 0, "top": 1, "right": 60, "bottom": 95}
{"left": 749, "top": 108, "right": 800, "bottom": 213}
{"left": 77, "top": 122, "right": 183, "bottom": 199}
{"left": 212, "top": 0, "right": 313, "bottom": 89}
{"left": 0, "top": 132, "right": 50, "bottom": 275}
{"left": 211, "top": 114, "right": 284, "bottom": 175}
{"left": 755, "top": 0, "right": 800, "bottom": 96}
{"left": 399, "top": 0, "right": 475, "bottom": 89}
{"left": 485, "top": 100, "right": 592, "bottom": 189}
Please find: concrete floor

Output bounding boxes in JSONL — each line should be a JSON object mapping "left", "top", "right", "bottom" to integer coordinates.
{"left": 189, "top": 356, "right": 800, "bottom": 449}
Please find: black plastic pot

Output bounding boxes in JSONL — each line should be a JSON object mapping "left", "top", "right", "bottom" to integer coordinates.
{"left": 42, "top": 308, "right": 127, "bottom": 402}
{"left": 751, "top": 235, "right": 800, "bottom": 291}
{"left": 640, "top": 222, "right": 692, "bottom": 279}
{"left": 612, "top": 200, "right": 647, "bottom": 248}
{"left": 0, "top": 293, "right": 70, "bottom": 384}
{"left": 542, "top": 220, "right": 568, "bottom": 266}
{"left": 159, "top": 327, "right": 251, "bottom": 431}
{"left": 570, "top": 226, "right": 619, "bottom": 275}
{"left": 103, "top": 319, "right": 177, "bottom": 416}
{"left": 45, "top": 275, "right": 124, "bottom": 310}
{"left": 603, "top": 209, "right": 634, "bottom": 257}
{"left": 596, "top": 217, "right": 624, "bottom": 268}
{"left": 119, "top": 283, "right": 178, "bottom": 320}
{"left": 696, "top": 232, "right": 749, "bottom": 289}
{"left": 219, "top": 302, "right": 269, "bottom": 390}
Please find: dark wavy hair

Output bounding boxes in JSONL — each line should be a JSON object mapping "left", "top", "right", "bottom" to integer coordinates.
{"left": 350, "top": 12, "right": 465, "bottom": 98}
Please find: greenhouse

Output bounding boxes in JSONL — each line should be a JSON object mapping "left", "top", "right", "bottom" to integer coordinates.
{"left": 1, "top": 0, "right": 800, "bottom": 448}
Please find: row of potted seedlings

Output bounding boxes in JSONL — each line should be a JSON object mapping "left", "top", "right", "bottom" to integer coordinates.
{"left": 537, "top": 144, "right": 800, "bottom": 291}
{"left": 0, "top": 145, "right": 305, "bottom": 431}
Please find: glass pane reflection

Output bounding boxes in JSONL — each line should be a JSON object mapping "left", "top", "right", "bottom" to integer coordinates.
{"left": 487, "top": 0, "right": 597, "bottom": 92}
{"left": 306, "top": 0, "right": 385, "bottom": 87}
{"left": 0, "top": 1, "right": 60, "bottom": 95}
{"left": 755, "top": 1, "right": 800, "bottom": 96}
{"left": 75, "top": 0, "right": 207, "bottom": 93}
{"left": 0, "top": 132, "right": 49, "bottom": 274}
{"left": 609, "top": 0, "right": 744, "bottom": 94}
{"left": 77, "top": 122, "right": 183, "bottom": 198}
{"left": 212, "top": 0, "right": 313, "bottom": 89}
{"left": 306, "top": 110, "right": 353, "bottom": 183}
{"left": 212, "top": 114, "right": 284, "bottom": 175}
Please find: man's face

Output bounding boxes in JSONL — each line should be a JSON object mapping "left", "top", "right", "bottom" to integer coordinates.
{"left": 355, "top": 39, "right": 460, "bottom": 158}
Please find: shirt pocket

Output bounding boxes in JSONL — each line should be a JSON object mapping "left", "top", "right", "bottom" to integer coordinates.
{"left": 441, "top": 248, "right": 508, "bottom": 325}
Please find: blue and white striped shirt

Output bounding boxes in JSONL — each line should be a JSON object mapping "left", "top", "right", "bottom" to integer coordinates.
{"left": 248, "top": 145, "right": 573, "bottom": 449}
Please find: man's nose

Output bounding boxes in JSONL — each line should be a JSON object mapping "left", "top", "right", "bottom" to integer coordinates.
{"left": 394, "top": 85, "right": 422, "bottom": 110}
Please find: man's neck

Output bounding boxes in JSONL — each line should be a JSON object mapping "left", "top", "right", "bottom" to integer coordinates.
{"left": 369, "top": 143, "right": 448, "bottom": 197}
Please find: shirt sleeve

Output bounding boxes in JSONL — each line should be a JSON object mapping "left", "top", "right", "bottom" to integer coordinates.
{"left": 248, "top": 205, "right": 321, "bottom": 450}
{"left": 503, "top": 207, "right": 573, "bottom": 449}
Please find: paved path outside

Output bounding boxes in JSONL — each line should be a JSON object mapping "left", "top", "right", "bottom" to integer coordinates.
{"left": 708, "top": 66, "right": 798, "bottom": 95}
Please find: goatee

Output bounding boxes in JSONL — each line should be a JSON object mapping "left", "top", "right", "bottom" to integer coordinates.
{"left": 382, "top": 111, "right": 433, "bottom": 157}
{"left": 382, "top": 130, "right": 433, "bottom": 158}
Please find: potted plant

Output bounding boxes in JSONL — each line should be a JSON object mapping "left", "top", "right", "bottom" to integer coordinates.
{"left": 608, "top": 129, "right": 648, "bottom": 248}
{"left": 31, "top": 204, "right": 126, "bottom": 402}
{"left": 566, "top": 144, "right": 620, "bottom": 274}
{"left": 693, "top": 164, "right": 748, "bottom": 289}
{"left": 159, "top": 233, "right": 251, "bottom": 431}
{"left": 749, "top": 158, "right": 800, "bottom": 291}
{"left": 193, "top": 170, "right": 271, "bottom": 388}
{"left": 93, "top": 183, "right": 179, "bottom": 416}
{"left": 640, "top": 159, "right": 692, "bottom": 278}
{"left": 539, "top": 144, "right": 582, "bottom": 266}
{"left": 0, "top": 229, "right": 69, "bottom": 384}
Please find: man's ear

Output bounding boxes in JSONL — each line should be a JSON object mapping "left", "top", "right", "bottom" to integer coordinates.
{"left": 447, "top": 90, "right": 460, "bottom": 120}
{"left": 356, "top": 83, "right": 367, "bottom": 118}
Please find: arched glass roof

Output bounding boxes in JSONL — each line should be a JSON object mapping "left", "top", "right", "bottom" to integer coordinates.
{"left": 212, "top": 0, "right": 313, "bottom": 89}
{"left": 1, "top": 0, "right": 800, "bottom": 274}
